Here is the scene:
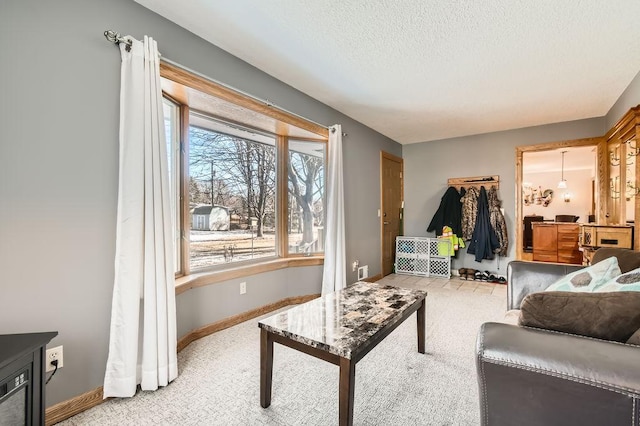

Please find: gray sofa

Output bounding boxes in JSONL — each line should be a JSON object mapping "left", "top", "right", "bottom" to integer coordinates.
{"left": 476, "top": 248, "right": 640, "bottom": 426}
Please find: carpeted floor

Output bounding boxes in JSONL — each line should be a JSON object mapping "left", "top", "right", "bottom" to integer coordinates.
{"left": 60, "top": 275, "right": 506, "bottom": 425}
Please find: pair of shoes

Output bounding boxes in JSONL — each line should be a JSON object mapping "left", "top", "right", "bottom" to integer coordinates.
{"left": 484, "top": 273, "right": 507, "bottom": 284}
{"left": 458, "top": 268, "right": 477, "bottom": 280}
{"left": 475, "top": 270, "right": 490, "bottom": 281}
{"left": 465, "top": 268, "right": 477, "bottom": 280}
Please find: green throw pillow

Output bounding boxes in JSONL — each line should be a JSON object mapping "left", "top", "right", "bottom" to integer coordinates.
{"left": 545, "top": 256, "right": 621, "bottom": 292}
{"left": 596, "top": 266, "right": 640, "bottom": 292}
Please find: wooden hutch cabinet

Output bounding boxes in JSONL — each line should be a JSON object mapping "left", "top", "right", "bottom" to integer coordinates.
{"left": 604, "top": 106, "right": 640, "bottom": 250}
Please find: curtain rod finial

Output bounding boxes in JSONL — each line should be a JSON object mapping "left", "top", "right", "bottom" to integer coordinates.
{"left": 104, "top": 30, "right": 132, "bottom": 51}
{"left": 329, "top": 126, "right": 347, "bottom": 137}
{"left": 104, "top": 30, "right": 119, "bottom": 43}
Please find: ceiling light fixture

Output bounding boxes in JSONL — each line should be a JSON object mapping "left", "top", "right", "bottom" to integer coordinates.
{"left": 558, "top": 150, "right": 568, "bottom": 189}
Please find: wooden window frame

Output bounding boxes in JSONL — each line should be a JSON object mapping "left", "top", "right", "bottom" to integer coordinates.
{"left": 159, "top": 61, "right": 327, "bottom": 288}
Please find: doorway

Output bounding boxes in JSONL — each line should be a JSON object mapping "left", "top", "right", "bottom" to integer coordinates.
{"left": 515, "top": 137, "right": 605, "bottom": 260}
{"left": 380, "top": 151, "right": 403, "bottom": 276}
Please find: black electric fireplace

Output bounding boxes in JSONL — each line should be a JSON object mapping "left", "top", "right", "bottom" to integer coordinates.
{"left": 0, "top": 332, "right": 57, "bottom": 426}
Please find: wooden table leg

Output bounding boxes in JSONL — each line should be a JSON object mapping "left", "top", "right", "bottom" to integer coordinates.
{"left": 417, "top": 298, "right": 426, "bottom": 354}
{"left": 339, "top": 357, "right": 355, "bottom": 426}
{"left": 260, "top": 328, "right": 273, "bottom": 408}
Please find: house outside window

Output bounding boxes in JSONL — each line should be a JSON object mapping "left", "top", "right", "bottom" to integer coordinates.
{"left": 188, "top": 114, "right": 277, "bottom": 269}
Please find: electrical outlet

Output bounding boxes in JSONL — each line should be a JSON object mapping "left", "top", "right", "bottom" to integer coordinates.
{"left": 240, "top": 281, "right": 247, "bottom": 295}
{"left": 352, "top": 260, "right": 359, "bottom": 271}
{"left": 358, "top": 265, "right": 369, "bottom": 280}
{"left": 46, "top": 345, "right": 63, "bottom": 373}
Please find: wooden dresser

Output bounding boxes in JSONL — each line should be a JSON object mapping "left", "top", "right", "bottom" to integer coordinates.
{"left": 532, "top": 222, "right": 582, "bottom": 264}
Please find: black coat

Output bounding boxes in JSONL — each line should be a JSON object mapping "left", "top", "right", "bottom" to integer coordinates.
{"left": 467, "top": 186, "right": 500, "bottom": 262}
{"left": 427, "top": 186, "right": 462, "bottom": 236}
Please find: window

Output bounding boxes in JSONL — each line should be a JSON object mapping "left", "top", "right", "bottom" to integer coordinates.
{"left": 163, "top": 98, "right": 182, "bottom": 273}
{"left": 188, "top": 114, "right": 277, "bottom": 269}
{"left": 288, "top": 140, "right": 325, "bottom": 254}
{"left": 160, "top": 63, "right": 328, "bottom": 277}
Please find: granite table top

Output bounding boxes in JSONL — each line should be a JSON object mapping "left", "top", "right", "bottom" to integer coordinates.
{"left": 258, "top": 282, "right": 427, "bottom": 359}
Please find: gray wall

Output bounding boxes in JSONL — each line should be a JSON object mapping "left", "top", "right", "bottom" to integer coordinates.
{"left": 403, "top": 118, "right": 606, "bottom": 273}
{"left": 404, "top": 66, "right": 640, "bottom": 274}
{"left": 0, "top": 0, "right": 400, "bottom": 406}
{"left": 176, "top": 266, "right": 323, "bottom": 338}
{"left": 606, "top": 69, "right": 640, "bottom": 129}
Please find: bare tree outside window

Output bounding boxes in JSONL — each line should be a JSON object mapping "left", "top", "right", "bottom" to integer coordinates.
{"left": 288, "top": 140, "right": 326, "bottom": 254}
{"left": 161, "top": 71, "right": 329, "bottom": 277}
{"left": 188, "top": 122, "right": 276, "bottom": 269}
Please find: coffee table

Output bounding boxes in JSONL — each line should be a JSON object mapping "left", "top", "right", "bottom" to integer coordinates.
{"left": 259, "top": 282, "right": 427, "bottom": 426}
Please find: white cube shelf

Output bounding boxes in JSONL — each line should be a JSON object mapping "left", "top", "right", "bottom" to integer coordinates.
{"left": 395, "top": 237, "right": 451, "bottom": 278}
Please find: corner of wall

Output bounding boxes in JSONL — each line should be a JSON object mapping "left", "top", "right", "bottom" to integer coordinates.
{"left": 605, "top": 68, "right": 640, "bottom": 129}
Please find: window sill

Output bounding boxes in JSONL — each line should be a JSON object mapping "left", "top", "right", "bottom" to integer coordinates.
{"left": 175, "top": 256, "right": 324, "bottom": 295}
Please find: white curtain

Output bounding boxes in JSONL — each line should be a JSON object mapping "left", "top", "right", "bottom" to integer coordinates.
{"left": 104, "top": 36, "right": 178, "bottom": 398}
{"left": 321, "top": 125, "right": 346, "bottom": 295}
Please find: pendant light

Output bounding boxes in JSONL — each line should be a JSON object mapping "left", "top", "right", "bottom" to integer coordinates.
{"left": 558, "top": 150, "right": 568, "bottom": 188}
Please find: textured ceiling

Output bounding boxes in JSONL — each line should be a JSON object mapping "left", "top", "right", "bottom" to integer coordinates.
{"left": 136, "top": 0, "right": 640, "bottom": 144}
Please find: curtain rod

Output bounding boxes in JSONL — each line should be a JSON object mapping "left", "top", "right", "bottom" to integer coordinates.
{"left": 103, "top": 29, "right": 346, "bottom": 136}
{"left": 104, "top": 30, "right": 132, "bottom": 51}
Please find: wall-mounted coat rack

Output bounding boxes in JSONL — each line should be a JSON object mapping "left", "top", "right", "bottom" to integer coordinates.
{"left": 447, "top": 175, "right": 500, "bottom": 190}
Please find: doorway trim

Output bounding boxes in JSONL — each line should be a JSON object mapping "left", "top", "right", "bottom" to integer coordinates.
{"left": 380, "top": 151, "right": 404, "bottom": 276}
{"left": 515, "top": 137, "right": 606, "bottom": 260}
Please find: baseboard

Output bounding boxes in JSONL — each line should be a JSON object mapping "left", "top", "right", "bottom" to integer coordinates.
{"left": 176, "top": 293, "right": 320, "bottom": 352}
{"left": 46, "top": 387, "right": 104, "bottom": 426}
{"left": 363, "top": 273, "right": 383, "bottom": 282}
{"left": 45, "top": 293, "right": 320, "bottom": 425}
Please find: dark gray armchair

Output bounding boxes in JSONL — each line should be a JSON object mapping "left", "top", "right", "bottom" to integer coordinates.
{"left": 476, "top": 248, "right": 640, "bottom": 426}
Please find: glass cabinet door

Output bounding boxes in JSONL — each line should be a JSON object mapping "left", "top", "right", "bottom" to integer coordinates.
{"left": 609, "top": 141, "right": 621, "bottom": 223}
{"left": 626, "top": 138, "right": 638, "bottom": 224}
